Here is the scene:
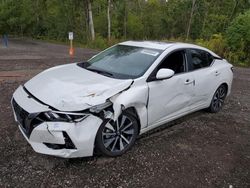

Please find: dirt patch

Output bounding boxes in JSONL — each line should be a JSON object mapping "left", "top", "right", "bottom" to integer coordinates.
{"left": 0, "top": 39, "right": 249, "bottom": 187}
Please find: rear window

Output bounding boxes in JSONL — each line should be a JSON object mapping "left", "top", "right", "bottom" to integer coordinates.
{"left": 188, "top": 49, "right": 214, "bottom": 71}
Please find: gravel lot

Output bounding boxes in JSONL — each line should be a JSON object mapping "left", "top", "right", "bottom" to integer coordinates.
{"left": 0, "top": 39, "right": 249, "bottom": 188}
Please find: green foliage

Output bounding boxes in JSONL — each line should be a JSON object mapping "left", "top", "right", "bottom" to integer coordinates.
{"left": 0, "top": 0, "right": 250, "bottom": 65}
{"left": 0, "top": 0, "right": 35, "bottom": 35}
{"left": 225, "top": 49, "right": 247, "bottom": 67}
{"left": 87, "top": 34, "right": 108, "bottom": 49}
{"left": 127, "top": 12, "right": 143, "bottom": 39}
{"left": 226, "top": 10, "right": 250, "bottom": 66}
{"left": 196, "top": 34, "right": 226, "bottom": 57}
{"left": 226, "top": 10, "right": 250, "bottom": 50}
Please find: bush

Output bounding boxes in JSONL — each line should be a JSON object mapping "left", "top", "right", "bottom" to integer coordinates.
{"left": 226, "top": 10, "right": 250, "bottom": 66}
{"left": 87, "top": 35, "right": 108, "bottom": 50}
{"left": 86, "top": 35, "right": 123, "bottom": 50}
{"left": 195, "top": 34, "right": 226, "bottom": 57}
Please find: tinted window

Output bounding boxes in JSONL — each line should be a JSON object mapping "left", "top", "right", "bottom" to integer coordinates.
{"left": 157, "top": 50, "right": 186, "bottom": 74}
{"left": 85, "top": 45, "right": 163, "bottom": 79}
{"left": 189, "top": 49, "right": 214, "bottom": 71}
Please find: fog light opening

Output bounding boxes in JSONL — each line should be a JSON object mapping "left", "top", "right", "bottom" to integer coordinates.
{"left": 43, "top": 131, "right": 76, "bottom": 150}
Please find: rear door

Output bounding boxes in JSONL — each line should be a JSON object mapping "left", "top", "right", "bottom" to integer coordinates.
{"left": 186, "top": 49, "right": 217, "bottom": 109}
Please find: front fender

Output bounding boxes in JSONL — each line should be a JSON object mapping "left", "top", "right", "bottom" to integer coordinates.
{"left": 110, "top": 85, "right": 149, "bottom": 130}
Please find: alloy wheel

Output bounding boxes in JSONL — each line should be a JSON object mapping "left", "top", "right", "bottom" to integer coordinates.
{"left": 211, "top": 85, "right": 227, "bottom": 112}
{"left": 102, "top": 114, "right": 135, "bottom": 153}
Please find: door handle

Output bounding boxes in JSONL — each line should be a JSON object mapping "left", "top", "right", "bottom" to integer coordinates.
{"left": 215, "top": 71, "right": 221, "bottom": 76}
{"left": 185, "top": 79, "right": 195, "bottom": 85}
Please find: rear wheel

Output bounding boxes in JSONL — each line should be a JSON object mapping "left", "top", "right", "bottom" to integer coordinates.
{"left": 208, "top": 84, "right": 227, "bottom": 113}
{"left": 95, "top": 111, "right": 138, "bottom": 157}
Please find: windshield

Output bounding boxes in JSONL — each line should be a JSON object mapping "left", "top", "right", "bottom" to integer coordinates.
{"left": 83, "top": 45, "right": 163, "bottom": 79}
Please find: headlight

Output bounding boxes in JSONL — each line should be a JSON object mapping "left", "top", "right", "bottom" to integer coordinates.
{"left": 44, "top": 111, "right": 60, "bottom": 120}
{"left": 42, "top": 111, "right": 89, "bottom": 122}
{"left": 89, "top": 100, "right": 112, "bottom": 113}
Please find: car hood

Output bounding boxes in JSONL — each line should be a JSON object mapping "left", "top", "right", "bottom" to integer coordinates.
{"left": 24, "top": 63, "right": 133, "bottom": 111}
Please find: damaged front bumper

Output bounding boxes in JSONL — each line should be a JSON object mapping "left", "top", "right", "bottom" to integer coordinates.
{"left": 11, "top": 86, "right": 103, "bottom": 158}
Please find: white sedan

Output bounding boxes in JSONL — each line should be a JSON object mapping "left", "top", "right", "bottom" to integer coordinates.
{"left": 11, "top": 41, "right": 233, "bottom": 158}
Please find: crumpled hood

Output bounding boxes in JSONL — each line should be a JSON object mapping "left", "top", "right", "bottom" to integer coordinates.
{"left": 24, "top": 63, "right": 133, "bottom": 111}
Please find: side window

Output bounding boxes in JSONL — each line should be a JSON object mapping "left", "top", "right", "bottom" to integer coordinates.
{"left": 157, "top": 50, "right": 186, "bottom": 74}
{"left": 207, "top": 52, "right": 214, "bottom": 64}
{"left": 188, "top": 49, "right": 214, "bottom": 71}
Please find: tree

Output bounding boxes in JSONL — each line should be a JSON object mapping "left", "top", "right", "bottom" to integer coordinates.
{"left": 86, "top": 0, "right": 95, "bottom": 40}
{"left": 186, "top": 0, "right": 196, "bottom": 40}
{"left": 226, "top": 9, "right": 250, "bottom": 64}
{"left": 107, "top": 0, "right": 111, "bottom": 41}
{"left": 123, "top": 0, "right": 127, "bottom": 39}
{"left": 0, "top": 0, "right": 250, "bottom": 54}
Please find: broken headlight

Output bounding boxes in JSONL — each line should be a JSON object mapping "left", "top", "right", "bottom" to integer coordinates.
{"left": 89, "top": 100, "right": 112, "bottom": 113}
{"left": 42, "top": 111, "right": 89, "bottom": 122}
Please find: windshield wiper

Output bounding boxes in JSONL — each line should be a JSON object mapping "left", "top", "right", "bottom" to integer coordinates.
{"left": 86, "top": 67, "right": 114, "bottom": 78}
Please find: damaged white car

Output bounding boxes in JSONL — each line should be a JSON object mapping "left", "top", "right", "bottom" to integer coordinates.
{"left": 11, "top": 41, "right": 233, "bottom": 158}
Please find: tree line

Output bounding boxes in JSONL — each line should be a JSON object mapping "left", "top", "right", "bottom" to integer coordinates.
{"left": 0, "top": 0, "right": 250, "bottom": 65}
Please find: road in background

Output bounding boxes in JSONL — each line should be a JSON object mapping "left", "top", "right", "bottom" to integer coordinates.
{"left": 0, "top": 39, "right": 250, "bottom": 187}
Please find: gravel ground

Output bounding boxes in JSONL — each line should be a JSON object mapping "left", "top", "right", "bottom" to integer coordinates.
{"left": 0, "top": 39, "right": 249, "bottom": 188}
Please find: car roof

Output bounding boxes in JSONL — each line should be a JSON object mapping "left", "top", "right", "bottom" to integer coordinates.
{"left": 119, "top": 41, "right": 174, "bottom": 50}
{"left": 119, "top": 41, "right": 221, "bottom": 58}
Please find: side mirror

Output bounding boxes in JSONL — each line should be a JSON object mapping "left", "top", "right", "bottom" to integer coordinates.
{"left": 156, "top": 68, "right": 174, "bottom": 80}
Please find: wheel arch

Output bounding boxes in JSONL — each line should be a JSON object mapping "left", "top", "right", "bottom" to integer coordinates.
{"left": 220, "top": 82, "right": 228, "bottom": 94}
{"left": 124, "top": 107, "right": 141, "bottom": 135}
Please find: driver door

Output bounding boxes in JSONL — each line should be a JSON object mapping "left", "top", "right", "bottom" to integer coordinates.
{"left": 147, "top": 50, "right": 195, "bottom": 127}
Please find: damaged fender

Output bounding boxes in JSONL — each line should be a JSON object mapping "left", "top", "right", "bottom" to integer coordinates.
{"left": 110, "top": 84, "right": 149, "bottom": 131}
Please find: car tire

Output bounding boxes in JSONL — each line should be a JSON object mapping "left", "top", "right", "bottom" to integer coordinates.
{"left": 95, "top": 111, "right": 139, "bottom": 157}
{"left": 208, "top": 84, "right": 227, "bottom": 113}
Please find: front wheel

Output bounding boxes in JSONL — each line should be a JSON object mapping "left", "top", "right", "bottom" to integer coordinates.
{"left": 208, "top": 84, "right": 227, "bottom": 113}
{"left": 95, "top": 111, "right": 139, "bottom": 157}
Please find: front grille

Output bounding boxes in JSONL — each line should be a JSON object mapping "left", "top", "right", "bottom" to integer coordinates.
{"left": 12, "top": 99, "right": 30, "bottom": 136}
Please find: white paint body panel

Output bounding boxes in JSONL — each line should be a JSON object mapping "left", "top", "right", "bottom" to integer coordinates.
{"left": 12, "top": 90, "right": 103, "bottom": 158}
{"left": 24, "top": 63, "right": 133, "bottom": 111}
{"left": 120, "top": 41, "right": 173, "bottom": 50}
{"left": 12, "top": 41, "right": 233, "bottom": 158}
{"left": 147, "top": 72, "right": 195, "bottom": 126}
{"left": 18, "top": 116, "right": 102, "bottom": 158}
{"left": 13, "top": 86, "right": 50, "bottom": 113}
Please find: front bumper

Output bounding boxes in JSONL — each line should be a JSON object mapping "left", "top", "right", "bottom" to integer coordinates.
{"left": 12, "top": 86, "right": 103, "bottom": 158}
